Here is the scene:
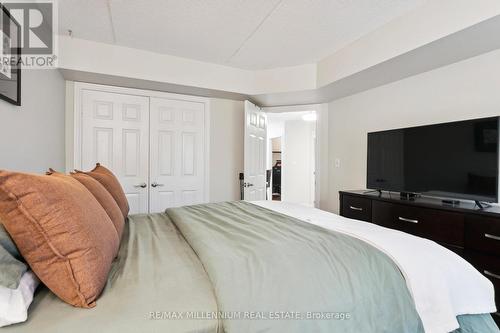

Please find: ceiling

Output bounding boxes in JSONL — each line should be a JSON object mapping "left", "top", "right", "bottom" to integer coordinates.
{"left": 60, "top": 14, "right": 500, "bottom": 106}
{"left": 58, "top": 0, "right": 425, "bottom": 70}
{"left": 267, "top": 111, "right": 313, "bottom": 122}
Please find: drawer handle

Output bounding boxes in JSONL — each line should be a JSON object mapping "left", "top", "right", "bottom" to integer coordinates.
{"left": 398, "top": 216, "right": 419, "bottom": 224}
{"left": 349, "top": 206, "right": 363, "bottom": 211}
{"left": 485, "top": 233, "right": 500, "bottom": 241}
{"left": 484, "top": 270, "right": 500, "bottom": 281}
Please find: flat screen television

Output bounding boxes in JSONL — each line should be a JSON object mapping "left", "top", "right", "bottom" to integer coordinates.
{"left": 367, "top": 117, "right": 499, "bottom": 203}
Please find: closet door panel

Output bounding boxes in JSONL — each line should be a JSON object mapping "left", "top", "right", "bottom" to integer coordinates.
{"left": 81, "top": 90, "right": 150, "bottom": 214}
{"left": 150, "top": 98, "right": 206, "bottom": 212}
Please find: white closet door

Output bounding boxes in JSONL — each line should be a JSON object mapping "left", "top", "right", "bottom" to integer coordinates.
{"left": 149, "top": 97, "right": 206, "bottom": 212}
{"left": 81, "top": 89, "right": 150, "bottom": 214}
{"left": 244, "top": 100, "right": 267, "bottom": 201}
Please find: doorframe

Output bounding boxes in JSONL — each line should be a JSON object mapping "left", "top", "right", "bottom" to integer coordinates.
{"left": 69, "top": 81, "right": 211, "bottom": 204}
{"left": 263, "top": 104, "right": 326, "bottom": 209}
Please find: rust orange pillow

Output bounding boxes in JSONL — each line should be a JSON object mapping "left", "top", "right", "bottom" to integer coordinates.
{"left": 77, "top": 164, "right": 129, "bottom": 218}
{"left": 68, "top": 171, "right": 124, "bottom": 240}
{"left": 0, "top": 170, "right": 119, "bottom": 308}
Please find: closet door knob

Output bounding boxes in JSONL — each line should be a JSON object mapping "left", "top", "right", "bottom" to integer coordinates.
{"left": 134, "top": 183, "right": 147, "bottom": 188}
{"left": 151, "top": 182, "right": 164, "bottom": 188}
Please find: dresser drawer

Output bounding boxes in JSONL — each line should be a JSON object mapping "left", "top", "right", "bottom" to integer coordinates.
{"left": 465, "top": 215, "right": 500, "bottom": 256}
{"left": 341, "top": 195, "right": 372, "bottom": 222}
{"left": 465, "top": 251, "right": 500, "bottom": 309}
{"left": 372, "top": 201, "right": 465, "bottom": 246}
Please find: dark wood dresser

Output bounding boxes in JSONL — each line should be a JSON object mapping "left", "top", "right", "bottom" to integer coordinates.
{"left": 340, "top": 190, "right": 500, "bottom": 325}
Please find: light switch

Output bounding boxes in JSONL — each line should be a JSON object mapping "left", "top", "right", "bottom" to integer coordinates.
{"left": 335, "top": 158, "right": 341, "bottom": 168}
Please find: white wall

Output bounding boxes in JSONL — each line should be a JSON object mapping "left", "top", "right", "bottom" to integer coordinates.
{"left": 282, "top": 119, "right": 316, "bottom": 206}
{"left": 209, "top": 98, "right": 244, "bottom": 202}
{"left": 267, "top": 118, "right": 284, "bottom": 140}
{"left": 326, "top": 48, "right": 500, "bottom": 213}
{"left": 0, "top": 70, "right": 65, "bottom": 173}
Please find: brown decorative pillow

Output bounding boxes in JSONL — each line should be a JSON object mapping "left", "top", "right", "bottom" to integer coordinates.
{"left": 68, "top": 171, "right": 124, "bottom": 240}
{"left": 77, "top": 164, "right": 129, "bottom": 218}
{"left": 0, "top": 170, "right": 119, "bottom": 308}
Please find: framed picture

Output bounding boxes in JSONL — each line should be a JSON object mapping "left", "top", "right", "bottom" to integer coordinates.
{"left": 0, "top": 4, "right": 21, "bottom": 106}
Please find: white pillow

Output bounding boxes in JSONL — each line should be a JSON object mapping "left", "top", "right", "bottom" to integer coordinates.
{"left": 0, "top": 270, "right": 39, "bottom": 327}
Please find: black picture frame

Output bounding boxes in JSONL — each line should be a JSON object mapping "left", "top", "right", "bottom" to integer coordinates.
{"left": 0, "top": 4, "right": 21, "bottom": 106}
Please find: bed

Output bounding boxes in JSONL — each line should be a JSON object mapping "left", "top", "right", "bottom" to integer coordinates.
{"left": 4, "top": 201, "right": 498, "bottom": 333}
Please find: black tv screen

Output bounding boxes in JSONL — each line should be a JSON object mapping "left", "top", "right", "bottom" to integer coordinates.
{"left": 367, "top": 117, "right": 499, "bottom": 202}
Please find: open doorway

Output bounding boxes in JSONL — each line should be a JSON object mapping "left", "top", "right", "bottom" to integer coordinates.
{"left": 266, "top": 111, "right": 316, "bottom": 206}
{"left": 270, "top": 137, "right": 282, "bottom": 200}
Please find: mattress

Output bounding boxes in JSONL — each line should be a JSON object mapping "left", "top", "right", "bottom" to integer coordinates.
{"left": 3, "top": 202, "right": 498, "bottom": 333}
{"left": 3, "top": 213, "right": 220, "bottom": 333}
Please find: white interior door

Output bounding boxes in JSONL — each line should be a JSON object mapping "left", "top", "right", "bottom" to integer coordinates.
{"left": 244, "top": 100, "right": 267, "bottom": 201}
{"left": 149, "top": 97, "right": 206, "bottom": 212}
{"left": 81, "top": 89, "right": 150, "bottom": 214}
